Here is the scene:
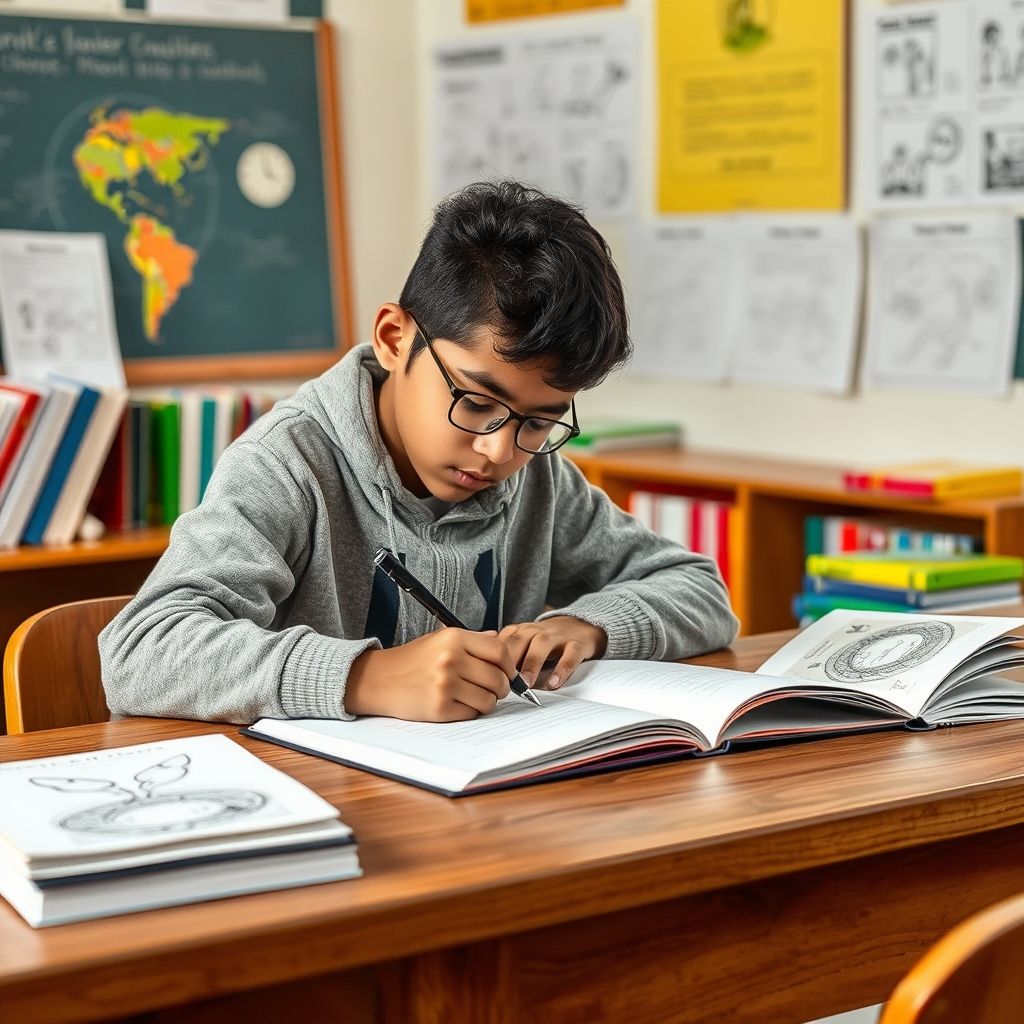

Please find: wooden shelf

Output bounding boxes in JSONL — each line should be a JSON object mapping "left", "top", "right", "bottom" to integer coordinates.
{"left": 566, "top": 447, "right": 1024, "bottom": 636}
{"left": 0, "top": 527, "right": 171, "bottom": 573}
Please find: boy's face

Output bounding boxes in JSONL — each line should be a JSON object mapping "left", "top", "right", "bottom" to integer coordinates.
{"left": 372, "top": 304, "right": 577, "bottom": 501}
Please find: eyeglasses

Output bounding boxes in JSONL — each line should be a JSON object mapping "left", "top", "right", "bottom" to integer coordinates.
{"left": 408, "top": 312, "right": 580, "bottom": 455}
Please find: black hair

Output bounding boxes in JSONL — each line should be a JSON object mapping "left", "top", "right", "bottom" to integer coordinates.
{"left": 398, "top": 180, "right": 630, "bottom": 392}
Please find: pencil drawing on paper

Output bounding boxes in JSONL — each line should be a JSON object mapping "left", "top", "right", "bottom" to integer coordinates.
{"left": 824, "top": 621, "right": 955, "bottom": 683}
{"left": 881, "top": 250, "right": 1000, "bottom": 370}
{"left": 30, "top": 753, "right": 268, "bottom": 836}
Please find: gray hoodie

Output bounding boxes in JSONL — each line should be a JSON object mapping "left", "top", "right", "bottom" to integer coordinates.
{"left": 99, "top": 344, "right": 739, "bottom": 725}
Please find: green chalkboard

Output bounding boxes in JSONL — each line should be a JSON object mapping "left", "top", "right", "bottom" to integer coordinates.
{"left": 0, "top": 13, "right": 350, "bottom": 383}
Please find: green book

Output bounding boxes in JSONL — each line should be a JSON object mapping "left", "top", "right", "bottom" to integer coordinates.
{"left": 199, "top": 396, "right": 217, "bottom": 501}
{"left": 566, "top": 419, "right": 681, "bottom": 454}
{"left": 149, "top": 400, "right": 180, "bottom": 526}
{"left": 805, "top": 553, "right": 1024, "bottom": 592}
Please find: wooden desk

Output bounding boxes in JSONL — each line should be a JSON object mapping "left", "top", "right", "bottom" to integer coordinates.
{"left": 4, "top": 630, "right": 1024, "bottom": 1024}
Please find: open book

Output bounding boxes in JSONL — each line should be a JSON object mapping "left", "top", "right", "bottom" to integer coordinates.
{"left": 245, "top": 611, "right": 1024, "bottom": 796}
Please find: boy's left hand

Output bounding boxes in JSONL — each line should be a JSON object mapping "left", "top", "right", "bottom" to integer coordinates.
{"left": 498, "top": 616, "right": 607, "bottom": 691}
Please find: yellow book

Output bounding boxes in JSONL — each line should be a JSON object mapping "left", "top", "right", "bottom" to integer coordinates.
{"left": 805, "top": 555, "right": 1024, "bottom": 592}
{"left": 843, "top": 461, "right": 1023, "bottom": 500}
{"left": 656, "top": 0, "right": 846, "bottom": 212}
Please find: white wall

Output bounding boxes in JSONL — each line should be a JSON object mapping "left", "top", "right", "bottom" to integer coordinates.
{"left": 415, "top": 0, "right": 1024, "bottom": 466}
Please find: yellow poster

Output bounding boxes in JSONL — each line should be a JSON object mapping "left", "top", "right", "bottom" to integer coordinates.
{"left": 657, "top": 0, "right": 846, "bottom": 212}
{"left": 467, "top": 0, "right": 624, "bottom": 23}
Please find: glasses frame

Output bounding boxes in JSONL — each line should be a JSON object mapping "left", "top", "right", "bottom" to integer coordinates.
{"left": 407, "top": 312, "right": 580, "bottom": 456}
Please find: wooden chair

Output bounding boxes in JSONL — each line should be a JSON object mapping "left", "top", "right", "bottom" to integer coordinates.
{"left": 880, "top": 890, "right": 1024, "bottom": 1023}
{"left": 3, "top": 595, "right": 132, "bottom": 734}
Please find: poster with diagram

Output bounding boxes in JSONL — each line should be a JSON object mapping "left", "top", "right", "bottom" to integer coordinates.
{"left": 862, "top": 0, "right": 1024, "bottom": 206}
{"left": 433, "top": 18, "right": 637, "bottom": 218}
{"left": 861, "top": 1, "right": 972, "bottom": 207}
{"left": 729, "top": 215, "right": 862, "bottom": 394}
{"left": 628, "top": 217, "right": 740, "bottom": 383}
{"left": 862, "top": 212, "right": 1021, "bottom": 396}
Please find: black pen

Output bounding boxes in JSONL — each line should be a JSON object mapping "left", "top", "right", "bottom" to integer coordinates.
{"left": 373, "top": 547, "right": 542, "bottom": 707}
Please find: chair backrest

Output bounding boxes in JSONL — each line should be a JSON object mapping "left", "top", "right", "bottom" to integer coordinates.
{"left": 3, "top": 595, "right": 132, "bottom": 734}
{"left": 880, "top": 891, "right": 1024, "bottom": 1024}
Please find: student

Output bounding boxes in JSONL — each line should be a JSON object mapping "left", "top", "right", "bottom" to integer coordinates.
{"left": 99, "top": 181, "right": 738, "bottom": 725}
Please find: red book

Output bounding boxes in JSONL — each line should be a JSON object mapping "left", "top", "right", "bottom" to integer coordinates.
{"left": 839, "top": 520, "right": 859, "bottom": 552}
{"left": 715, "top": 503, "right": 731, "bottom": 587}
{"left": 88, "top": 410, "right": 130, "bottom": 530}
{"left": 0, "top": 382, "right": 43, "bottom": 497}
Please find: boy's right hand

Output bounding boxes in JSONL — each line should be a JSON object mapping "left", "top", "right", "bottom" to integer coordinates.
{"left": 344, "top": 629, "right": 517, "bottom": 722}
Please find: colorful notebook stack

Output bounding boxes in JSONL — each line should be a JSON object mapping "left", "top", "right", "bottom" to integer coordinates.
{"left": 628, "top": 490, "right": 732, "bottom": 587}
{"left": 793, "top": 553, "right": 1024, "bottom": 624}
{"left": 843, "top": 460, "right": 1023, "bottom": 501}
{"left": 0, "top": 377, "right": 286, "bottom": 549}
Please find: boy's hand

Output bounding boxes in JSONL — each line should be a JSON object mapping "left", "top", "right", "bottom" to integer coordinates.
{"left": 345, "top": 629, "right": 517, "bottom": 722}
{"left": 498, "top": 616, "right": 607, "bottom": 691}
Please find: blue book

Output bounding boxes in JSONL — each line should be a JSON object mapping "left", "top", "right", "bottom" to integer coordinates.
{"left": 21, "top": 382, "right": 99, "bottom": 545}
{"left": 803, "top": 574, "right": 1022, "bottom": 609}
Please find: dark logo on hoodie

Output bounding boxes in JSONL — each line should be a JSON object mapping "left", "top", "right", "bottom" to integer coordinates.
{"left": 364, "top": 551, "right": 500, "bottom": 648}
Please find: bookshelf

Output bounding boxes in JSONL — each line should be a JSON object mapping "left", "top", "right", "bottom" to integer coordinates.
{"left": 566, "top": 448, "right": 1024, "bottom": 637}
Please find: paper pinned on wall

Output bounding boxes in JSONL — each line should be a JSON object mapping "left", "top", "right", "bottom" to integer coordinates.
{"left": 0, "top": 230, "right": 126, "bottom": 390}
{"left": 147, "top": 0, "right": 288, "bottom": 23}
{"left": 859, "top": 1, "right": 972, "bottom": 209}
{"left": 627, "top": 217, "right": 741, "bottom": 383}
{"left": 729, "top": 215, "right": 863, "bottom": 395}
{"left": 433, "top": 17, "right": 637, "bottom": 218}
{"left": 656, "top": 0, "right": 846, "bottom": 213}
{"left": 862, "top": 211, "right": 1021, "bottom": 397}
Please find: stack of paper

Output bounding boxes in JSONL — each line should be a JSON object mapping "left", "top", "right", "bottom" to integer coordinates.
{"left": 0, "top": 734, "right": 360, "bottom": 927}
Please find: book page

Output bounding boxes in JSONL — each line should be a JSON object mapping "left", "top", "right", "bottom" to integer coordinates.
{"left": 0, "top": 735, "right": 339, "bottom": 860}
{"left": 254, "top": 695, "right": 691, "bottom": 793}
{"left": 559, "top": 661, "right": 804, "bottom": 748}
{"left": 757, "top": 610, "right": 1024, "bottom": 718}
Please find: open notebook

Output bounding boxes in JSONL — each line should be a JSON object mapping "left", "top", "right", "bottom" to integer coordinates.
{"left": 245, "top": 611, "right": 1024, "bottom": 796}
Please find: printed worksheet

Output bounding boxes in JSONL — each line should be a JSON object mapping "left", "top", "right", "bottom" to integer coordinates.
{"left": 0, "top": 230, "right": 125, "bottom": 389}
{"left": 974, "top": 0, "right": 1024, "bottom": 201}
{"left": 627, "top": 217, "right": 740, "bottom": 382}
{"left": 862, "top": 211, "right": 1021, "bottom": 396}
{"left": 859, "top": 1, "right": 972, "bottom": 208}
{"left": 433, "top": 17, "right": 637, "bottom": 217}
{"left": 728, "top": 215, "right": 863, "bottom": 395}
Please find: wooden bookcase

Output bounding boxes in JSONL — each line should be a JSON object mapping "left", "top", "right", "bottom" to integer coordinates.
{"left": 567, "top": 448, "right": 1024, "bottom": 637}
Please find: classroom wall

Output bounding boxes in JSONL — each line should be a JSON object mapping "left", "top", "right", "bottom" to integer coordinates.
{"left": 415, "top": 0, "right": 1024, "bottom": 467}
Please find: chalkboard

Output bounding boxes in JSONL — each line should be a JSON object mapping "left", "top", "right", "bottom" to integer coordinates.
{"left": 0, "top": 13, "right": 352, "bottom": 383}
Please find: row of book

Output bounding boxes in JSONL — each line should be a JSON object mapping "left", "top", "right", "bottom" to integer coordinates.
{"left": 627, "top": 490, "right": 732, "bottom": 587}
{"left": 89, "top": 387, "right": 285, "bottom": 533}
{"left": 804, "top": 514, "right": 981, "bottom": 559}
{"left": 0, "top": 375, "right": 286, "bottom": 549}
{"left": 793, "top": 553, "right": 1024, "bottom": 625}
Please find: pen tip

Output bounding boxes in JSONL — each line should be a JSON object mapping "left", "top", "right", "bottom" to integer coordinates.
{"left": 525, "top": 689, "right": 543, "bottom": 707}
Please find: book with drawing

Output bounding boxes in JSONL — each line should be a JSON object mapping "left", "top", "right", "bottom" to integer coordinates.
{"left": 0, "top": 734, "right": 360, "bottom": 927}
{"left": 246, "top": 611, "right": 1024, "bottom": 797}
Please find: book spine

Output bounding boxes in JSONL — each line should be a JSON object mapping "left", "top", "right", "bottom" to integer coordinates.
{"left": 22, "top": 388, "right": 98, "bottom": 545}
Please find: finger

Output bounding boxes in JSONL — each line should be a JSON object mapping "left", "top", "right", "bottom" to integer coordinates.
{"left": 462, "top": 632, "right": 519, "bottom": 681}
{"left": 520, "top": 634, "right": 561, "bottom": 687}
{"left": 458, "top": 654, "right": 512, "bottom": 699}
{"left": 544, "top": 641, "right": 585, "bottom": 690}
{"left": 452, "top": 679, "right": 500, "bottom": 716}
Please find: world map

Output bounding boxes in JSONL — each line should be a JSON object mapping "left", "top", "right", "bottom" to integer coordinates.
{"left": 72, "top": 106, "right": 230, "bottom": 342}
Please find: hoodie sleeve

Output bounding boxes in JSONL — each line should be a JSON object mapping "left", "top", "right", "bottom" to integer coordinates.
{"left": 538, "top": 457, "right": 740, "bottom": 661}
{"left": 98, "top": 436, "right": 379, "bottom": 725}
